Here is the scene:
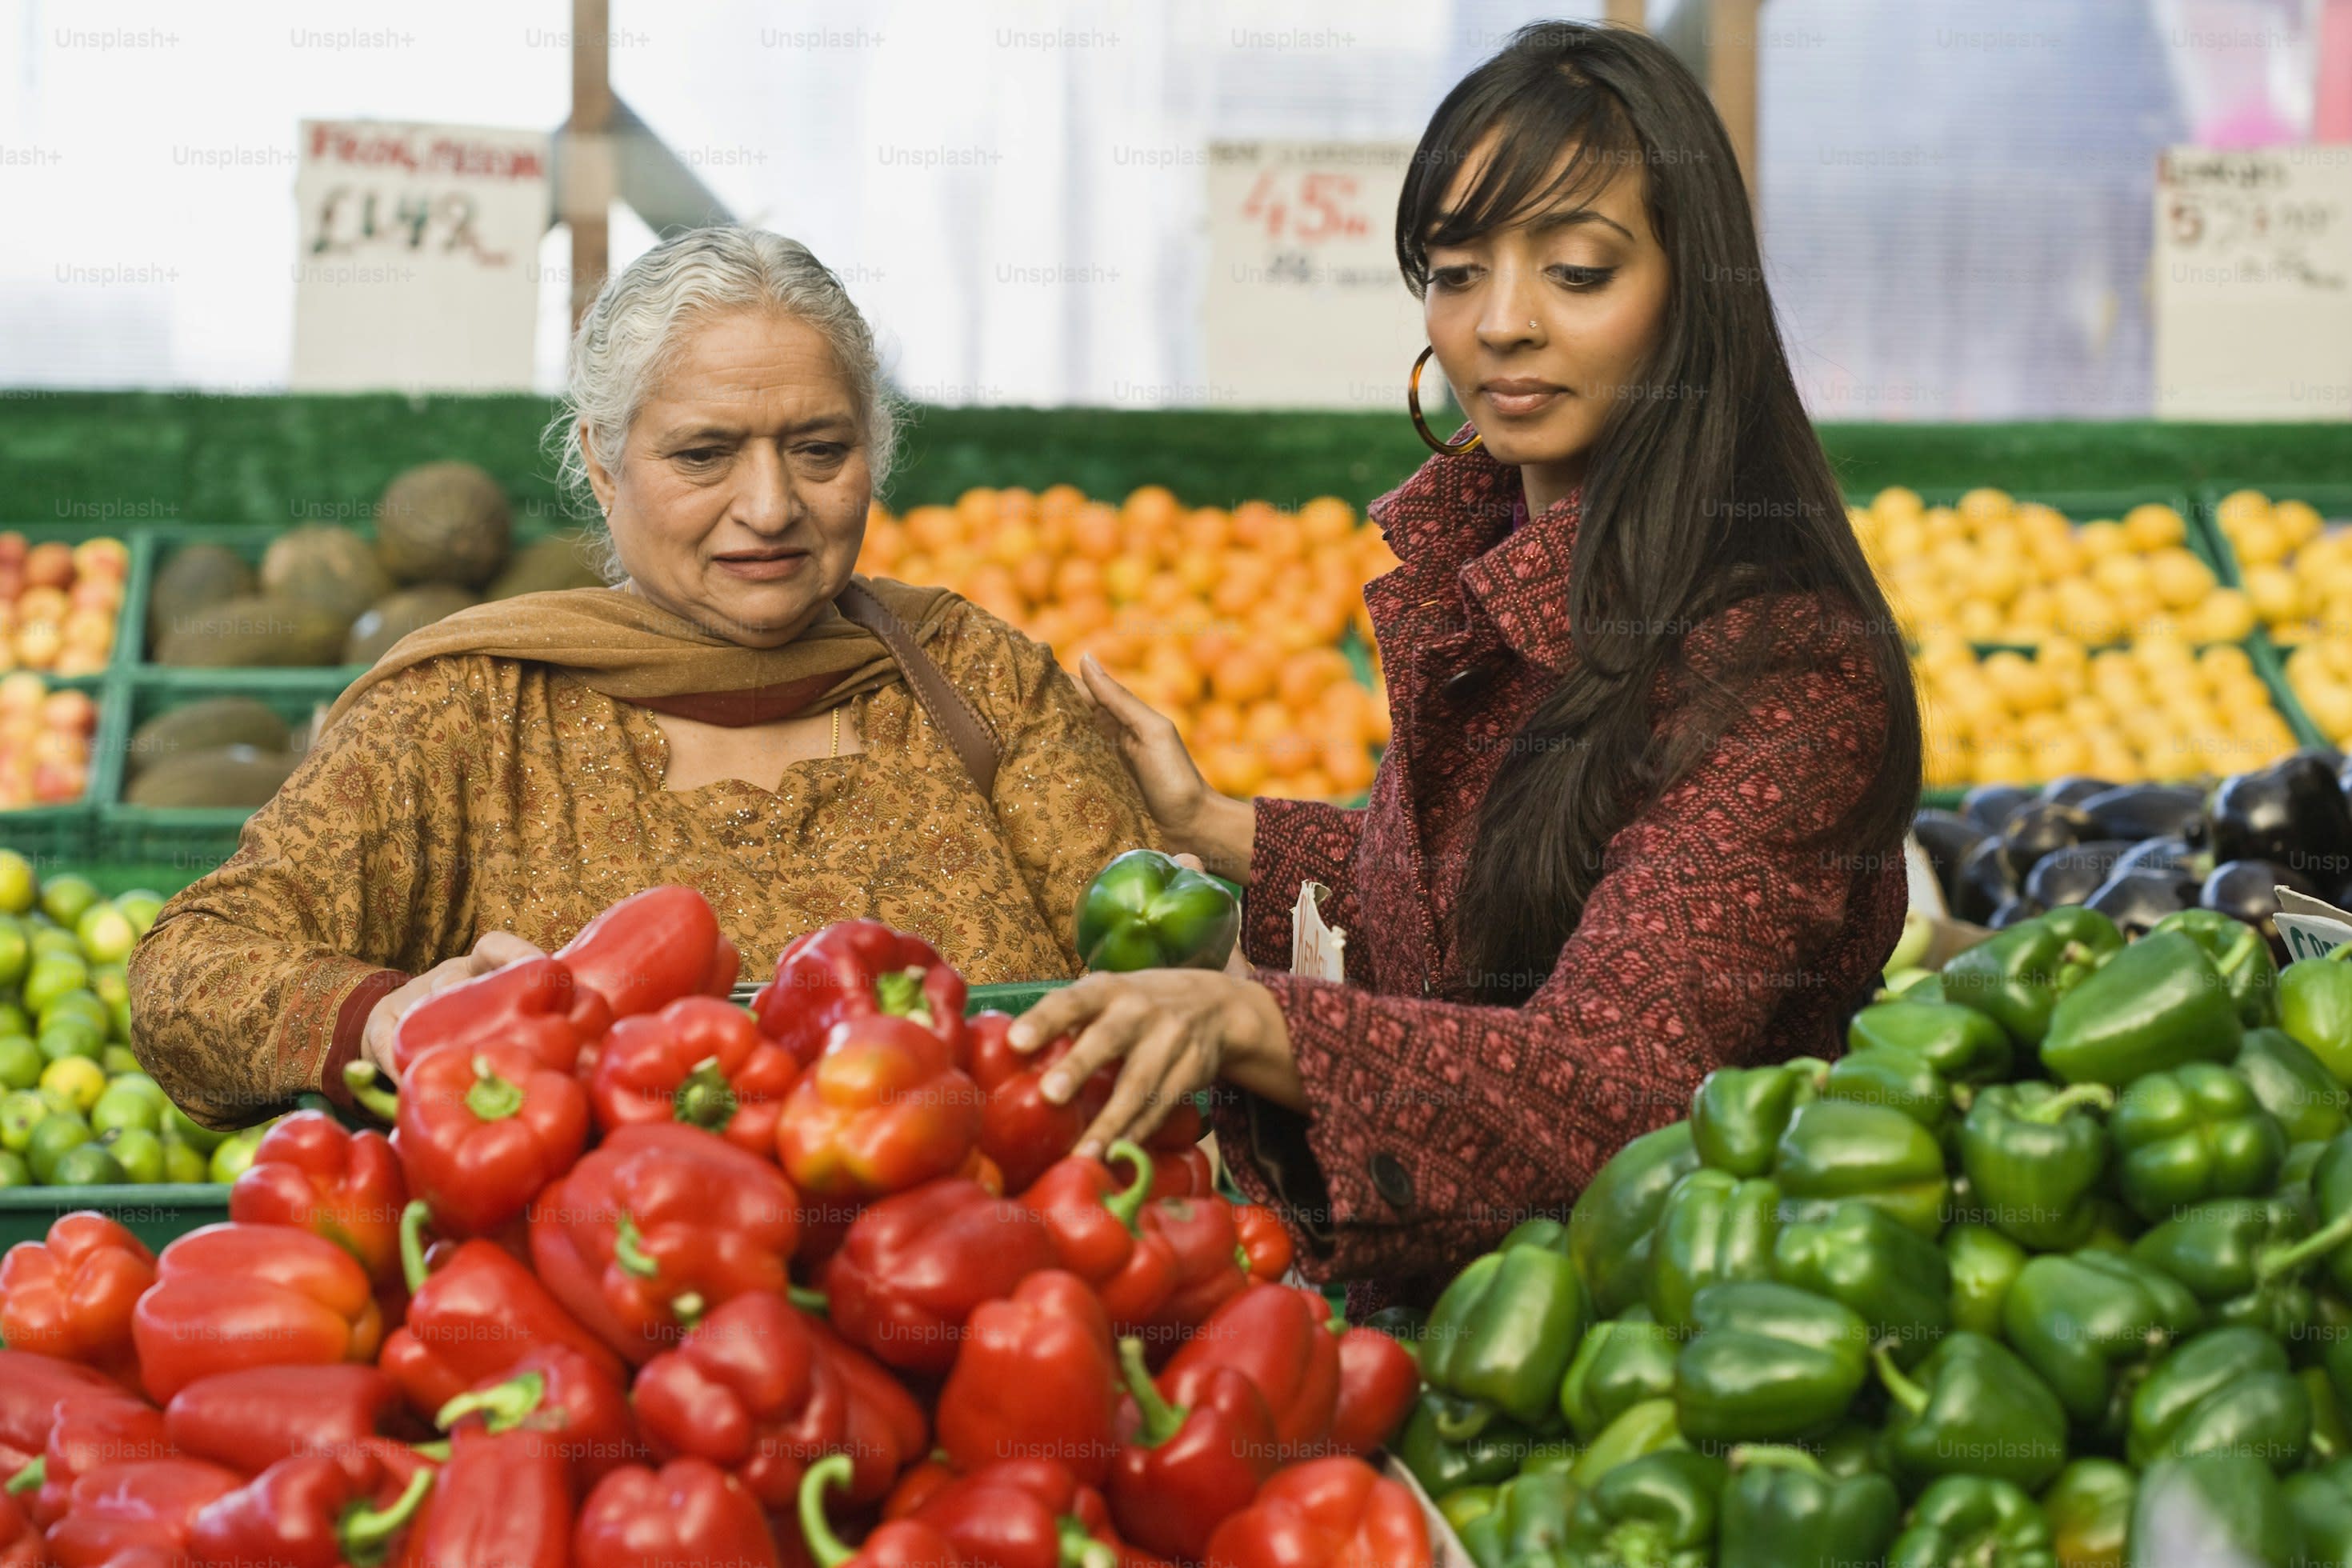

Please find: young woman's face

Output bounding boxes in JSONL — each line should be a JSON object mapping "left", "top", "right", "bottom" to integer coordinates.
{"left": 1422, "top": 137, "right": 1671, "bottom": 486}
{"left": 583, "top": 308, "right": 871, "bottom": 648}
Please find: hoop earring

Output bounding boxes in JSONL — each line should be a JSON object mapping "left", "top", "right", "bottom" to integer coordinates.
{"left": 1407, "top": 346, "right": 1482, "bottom": 456}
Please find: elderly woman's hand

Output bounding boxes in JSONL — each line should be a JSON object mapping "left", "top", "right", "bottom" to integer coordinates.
{"left": 1071, "top": 654, "right": 1255, "bottom": 884}
{"left": 359, "top": 931, "right": 548, "bottom": 1082}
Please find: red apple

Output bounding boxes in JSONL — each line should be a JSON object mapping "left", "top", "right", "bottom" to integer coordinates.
{"left": 0, "top": 533, "right": 26, "bottom": 568}
{"left": 30, "top": 757, "right": 87, "bottom": 804}
{"left": 41, "top": 689, "right": 96, "bottom": 737}
{"left": 70, "top": 537, "right": 130, "bottom": 582}
{"left": 0, "top": 566, "right": 24, "bottom": 602}
{"left": 67, "top": 577, "right": 122, "bottom": 614}
{"left": 22, "top": 542, "right": 72, "bottom": 590}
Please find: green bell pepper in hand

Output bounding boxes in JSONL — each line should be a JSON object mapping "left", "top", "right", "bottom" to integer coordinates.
{"left": 1644, "top": 1169, "right": 1779, "bottom": 1330}
{"left": 1558, "top": 1449, "right": 1724, "bottom": 1568}
{"left": 2041, "top": 1458, "right": 2132, "bottom": 1568}
{"left": 2128, "top": 1454, "right": 2299, "bottom": 1568}
{"left": 2110, "top": 1062, "right": 2287, "bottom": 1222}
{"left": 2127, "top": 1195, "right": 2315, "bottom": 1338}
{"left": 1941, "top": 906, "right": 2123, "bottom": 1049}
{"left": 1690, "top": 1058, "right": 1823, "bottom": 1178}
{"left": 2282, "top": 948, "right": 2352, "bottom": 1087}
{"left": 2126, "top": 1324, "right": 2310, "bottom": 1473}
{"left": 1877, "top": 1332, "right": 2070, "bottom": 1492}
{"left": 1673, "top": 1281, "right": 1870, "bottom": 1445}
{"left": 2040, "top": 930, "right": 2245, "bottom": 1086}
{"left": 1887, "top": 1476, "right": 2057, "bottom": 1568}
{"left": 1772, "top": 1199, "right": 1950, "bottom": 1366}
{"left": 1454, "top": 1470, "right": 1579, "bottom": 1568}
{"left": 1568, "top": 1398, "right": 1685, "bottom": 1490}
{"left": 1958, "top": 1081, "right": 2115, "bottom": 1250}
{"left": 1569, "top": 1123, "right": 1701, "bottom": 1318}
{"left": 1558, "top": 1308, "right": 1678, "bottom": 1442}
{"left": 2150, "top": 907, "right": 2281, "bottom": 1028}
{"left": 1716, "top": 1446, "right": 1898, "bottom": 1568}
{"left": 1945, "top": 1222, "right": 2030, "bottom": 1338}
{"left": 2235, "top": 1026, "right": 2352, "bottom": 1146}
{"left": 2285, "top": 1456, "right": 2352, "bottom": 1566}
{"left": 1398, "top": 1395, "right": 1546, "bottom": 1495}
{"left": 1822, "top": 1044, "right": 1962, "bottom": 1136}
{"left": 1774, "top": 1099, "right": 1950, "bottom": 1238}
{"left": 2002, "top": 1250, "right": 2206, "bottom": 1430}
{"left": 1072, "top": 849, "right": 1240, "bottom": 971}
{"left": 1422, "top": 1242, "right": 1590, "bottom": 1440}
{"left": 1847, "top": 998, "right": 2014, "bottom": 1084}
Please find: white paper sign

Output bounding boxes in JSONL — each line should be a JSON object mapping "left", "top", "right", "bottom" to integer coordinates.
{"left": 2276, "top": 886, "right": 2352, "bottom": 962}
{"left": 1291, "top": 880, "right": 1347, "bottom": 982}
{"left": 2154, "top": 146, "right": 2352, "bottom": 421}
{"left": 291, "top": 120, "right": 550, "bottom": 392}
{"left": 1203, "top": 142, "right": 1427, "bottom": 410}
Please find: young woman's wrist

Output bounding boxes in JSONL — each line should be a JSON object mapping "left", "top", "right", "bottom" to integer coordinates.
{"left": 1171, "top": 790, "right": 1255, "bottom": 886}
{"left": 1221, "top": 974, "right": 1305, "bottom": 1110}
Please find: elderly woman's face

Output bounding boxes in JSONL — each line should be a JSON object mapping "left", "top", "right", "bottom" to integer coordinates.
{"left": 584, "top": 308, "right": 870, "bottom": 647}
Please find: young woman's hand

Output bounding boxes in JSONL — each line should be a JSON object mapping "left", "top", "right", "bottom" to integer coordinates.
{"left": 359, "top": 930, "right": 547, "bottom": 1082}
{"left": 1071, "top": 653, "right": 1255, "bottom": 882}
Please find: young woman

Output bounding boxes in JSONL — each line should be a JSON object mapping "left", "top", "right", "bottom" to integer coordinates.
{"left": 1013, "top": 21, "right": 1922, "bottom": 1301}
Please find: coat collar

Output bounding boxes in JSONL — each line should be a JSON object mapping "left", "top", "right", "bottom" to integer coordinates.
{"left": 1366, "top": 443, "right": 1582, "bottom": 675}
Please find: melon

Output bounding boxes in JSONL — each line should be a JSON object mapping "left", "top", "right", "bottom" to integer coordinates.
{"left": 487, "top": 532, "right": 608, "bottom": 599}
{"left": 259, "top": 525, "right": 391, "bottom": 625}
{"left": 343, "top": 585, "right": 478, "bottom": 666}
{"left": 377, "top": 462, "right": 513, "bottom": 589}
{"left": 155, "top": 595, "right": 350, "bottom": 667}
{"left": 126, "top": 697, "right": 290, "bottom": 780}
{"left": 126, "top": 745, "right": 300, "bottom": 809}
{"left": 148, "top": 543, "right": 255, "bottom": 649}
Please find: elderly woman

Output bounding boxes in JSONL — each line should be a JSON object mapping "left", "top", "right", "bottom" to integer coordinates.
{"left": 130, "top": 227, "right": 1158, "bottom": 1127}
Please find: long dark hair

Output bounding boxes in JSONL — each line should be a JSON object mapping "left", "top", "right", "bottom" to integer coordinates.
{"left": 1398, "top": 22, "right": 1922, "bottom": 1005}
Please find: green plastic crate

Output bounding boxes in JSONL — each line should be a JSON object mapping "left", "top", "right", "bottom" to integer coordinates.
{"left": 0, "top": 1185, "right": 230, "bottom": 1252}
{"left": 966, "top": 979, "right": 1070, "bottom": 1016}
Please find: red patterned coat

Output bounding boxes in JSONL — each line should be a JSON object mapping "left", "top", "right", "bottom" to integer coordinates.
{"left": 1213, "top": 445, "right": 1910, "bottom": 1302}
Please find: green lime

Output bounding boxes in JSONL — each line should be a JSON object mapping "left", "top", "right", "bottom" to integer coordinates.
{"left": 22, "top": 954, "right": 89, "bottom": 1017}
{"left": 26, "top": 1112, "right": 92, "bottom": 1183}
{"left": 48, "top": 1143, "right": 126, "bottom": 1188}
{"left": 0, "top": 1090, "right": 45, "bottom": 1152}
{"left": 88, "top": 962, "right": 129, "bottom": 1009}
{"left": 165, "top": 1102, "right": 226, "bottom": 1154}
{"left": 159, "top": 1138, "right": 206, "bottom": 1183}
{"left": 30, "top": 928, "right": 82, "bottom": 960}
{"left": 39, "top": 1056, "right": 106, "bottom": 1114}
{"left": 100, "top": 1126, "right": 163, "bottom": 1185}
{"left": 0, "top": 851, "right": 32, "bottom": 916}
{"left": 115, "top": 890, "right": 165, "bottom": 937}
{"left": 34, "top": 1085, "right": 78, "bottom": 1118}
{"left": 108, "top": 1070, "right": 168, "bottom": 1108}
{"left": 0, "top": 1150, "right": 29, "bottom": 1187}
{"left": 0, "top": 1001, "right": 27, "bottom": 1038}
{"left": 106, "top": 1000, "right": 132, "bottom": 1046}
{"left": 74, "top": 903, "right": 138, "bottom": 966}
{"left": 37, "top": 1018, "right": 102, "bottom": 1065}
{"left": 101, "top": 1045, "right": 142, "bottom": 1077}
{"left": 39, "top": 990, "right": 109, "bottom": 1038}
{"left": 208, "top": 1129, "right": 266, "bottom": 1184}
{"left": 0, "top": 1035, "right": 39, "bottom": 1090}
{"left": 38, "top": 874, "right": 100, "bottom": 931}
{"left": 0, "top": 917, "right": 26, "bottom": 990}
{"left": 90, "top": 1083, "right": 162, "bottom": 1137}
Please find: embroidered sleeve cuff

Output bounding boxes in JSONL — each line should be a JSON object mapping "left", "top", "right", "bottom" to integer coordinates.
{"left": 310, "top": 964, "right": 410, "bottom": 1117}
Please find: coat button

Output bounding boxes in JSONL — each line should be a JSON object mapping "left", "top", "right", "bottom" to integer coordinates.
{"left": 1369, "top": 1153, "right": 1415, "bottom": 1210}
{"left": 1439, "top": 654, "right": 1507, "bottom": 705}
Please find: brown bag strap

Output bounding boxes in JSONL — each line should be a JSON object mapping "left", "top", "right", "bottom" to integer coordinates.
{"left": 835, "top": 582, "right": 1002, "bottom": 799}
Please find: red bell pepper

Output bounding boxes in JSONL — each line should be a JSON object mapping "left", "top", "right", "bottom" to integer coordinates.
{"left": 0, "top": 1349, "right": 117, "bottom": 1474}
{"left": 379, "top": 1201, "right": 628, "bottom": 1418}
{"left": 777, "top": 1010, "right": 983, "bottom": 1201}
{"left": 558, "top": 884, "right": 741, "bottom": 1022}
{"left": 44, "top": 1457, "right": 245, "bottom": 1568}
{"left": 820, "top": 1176, "right": 1059, "bottom": 1374}
{"left": 574, "top": 1456, "right": 782, "bottom": 1568}
{"left": 1201, "top": 1457, "right": 1430, "bottom": 1568}
{"left": 394, "top": 1040, "right": 588, "bottom": 1238}
{"left": 186, "top": 1444, "right": 434, "bottom": 1568}
{"left": 755, "top": 919, "right": 969, "bottom": 1067}
{"left": 230, "top": 1111, "right": 410, "bottom": 1283}
{"left": 166, "top": 1364, "right": 414, "bottom": 1487}
{"left": 889, "top": 1459, "right": 1117, "bottom": 1568}
{"left": 1160, "top": 1285, "right": 1341, "bottom": 1454}
{"left": 1106, "top": 1338, "right": 1280, "bottom": 1566}
{"left": 936, "top": 1271, "right": 1122, "bottom": 1486}
{"left": 23, "top": 1394, "right": 171, "bottom": 1530}
{"left": 385, "top": 955, "right": 611, "bottom": 1081}
{"left": 1324, "top": 1327, "right": 1418, "bottom": 1459}
{"left": 0, "top": 1213, "right": 155, "bottom": 1382}
{"left": 398, "top": 1422, "right": 568, "bottom": 1568}
{"left": 800, "top": 1454, "right": 966, "bottom": 1568}
{"left": 434, "top": 1344, "right": 641, "bottom": 1488}
{"left": 1129, "top": 1194, "right": 1250, "bottom": 1342}
{"left": 530, "top": 1122, "right": 801, "bottom": 1363}
{"left": 1144, "top": 1143, "right": 1216, "bottom": 1204}
{"left": 1231, "top": 1206, "right": 1291, "bottom": 1285}
{"left": 0, "top": 1488, "right": 35, "bottom": 1568}
{"left": 1020, "top": 1142, "right": 1167, "bottom": 1319}
{"left": 132, "top": 1222, "right": 385, "bottom": 1404}
{"left": 588, "top": 994, "right": 798, "bottom": 1155}
{"left": 970, "top": 1011, "right": 1114, "bottom": 1192}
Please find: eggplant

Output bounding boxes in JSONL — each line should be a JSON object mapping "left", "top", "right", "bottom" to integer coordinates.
{"left": 1998, "top": 801, "right": 2096, "bottom": 887}
{"left": 2201, "top": 858, "right": 2313, "bottom": 965}
{"left": 2210, "top": 754, "right": 2352, "bottom": 878}
{"left": 1913, "top": 810, "right": 1993, "bottom": 908}
{"left": 2076, "top": 783, "right": 2207, "bottom": 846}
{"left": 1950, "top": 837, "right": 2016, "bottom": 926}
{"left": 2037, "top": 774, "right": 2119, "bottom": 809}
{"left": 2113, "top": 835, "right": 2199, "bottom": 878}
{"left": 2083, "top": 867, "right": 2201, "bottom": 938}
{"left": 2022, "top": 839, "right": 2136, "bottom": 910}
{"left": 1987, "top": 894, "right": 2046, "bottom": 930}
{"left": 1961, "top": 782, "right": 2037, "bottom": 836}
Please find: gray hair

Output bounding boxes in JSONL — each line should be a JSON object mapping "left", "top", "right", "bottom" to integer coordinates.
{"left": 546, "top": 227, "right": 900, "bottom": 577}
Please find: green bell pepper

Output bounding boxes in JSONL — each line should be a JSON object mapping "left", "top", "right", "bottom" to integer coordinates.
{"left": 1071, "top": 848, "right": 1239, "bottom": 971}
{"left": 2002, "top": 1250, "right": 2206, "bottom": 1430}
{"left": 1822, "top": 1042, "right": 1962, "bottom": 1136}
{"left": 1558, "top": 1307, "right": 1679, "bottom": 1442}
{"left": 1773, "top": 1098, "right": 1950, "bottom": 1238}
{"left": 1556, "top": 1450, "right": 1725, "bottom": 1568}
{"left": 1887, "top": 1477, "right": 2056, "bottom": 1568}
{"left": 1455, "top": 1469, "right": 1580, "bottom": 1568}
{"left": 1958, "top": 1081, "right": 2115, "bottom": 1250}
{"left": 1716, "top": 1446, "right": 1899, "bottom": 1568}
{"left": 2282, "top": 948, "right": 2352, "bottom": 1087}
{"left": 1644, "top": 1168, "right": 1779, "bottom": 1330}
{"left": 1690, "top": 1058, "right": 1824, "bottom": 1178}
{"left": 2126, "top": 1324, "right": 2309, "bottom": 1473}
{"left": 2040, "top": 930, "right": 2245, "bottom": 1087}
{"left": 1438, "top": 1486, "right": 1501, "bottom": 1536}
{"left": 1818, "top": 1421, "right": 1892, "bottom": 1480}
{"left": 1500, "top": 1218, "right": 1572, "bottom": 1252}
{"left": 1569, "top": 1122, "right": 1702, "bottom": 1318}
{"left": 1876, "top": 1332, "right": 2069, "bottom": 1492}
{"left": 1360, "top": 1304, "right": 1429, "bottom": 1361}
{"left": 1945, "top": 1222, "right": 2030, "bottom": 1338}
{"left": 1772, "top": 1198, "right": 1950, "bottom": 1366}
{"left": 1941, "top": 905, "right": 2123, "bottom": 1049}
{"left": 2285, "top": 1455, "right": 2352, "bottom": 1566}
{"left": 1398, "top": 1396, "right": 1546, "bottom": 1495}
{"left": 1422, "top": 1241, "right": 1590, "bottom": 1440}
{"left": 2127, "top": 1195, "right": 2315, "bottom": 1338}
{"left": 1568, "top": 1398, "right": 1686, "bottom": 1489}
{"left": 2285, "top": 1129, "right": 2352, "bottom": 1300}
{"left": 1847, "top": 998, "right": 2015, "bottom": 1083}
{"left": 2109, "top": 1061, "right": 2287, "bottom": 1222}
{"left": 2234, "top": 1026, "right": 2351, "bottom": 1146}
{"left": 2127, "top": 1454, "right": 2298, "bottom": 1568}
{"left": 2040, "top": 1459, "right": 2132, "bottom": 1568}
{"left": 2311, "top": 1364, "right": 2352, "bottom": 1462}
{"left": 1673, "top": 1281, "right": 1870, "bottom": 1446}
{"left": 2150, "top": 906, "right": 2281, "bottom": 1028}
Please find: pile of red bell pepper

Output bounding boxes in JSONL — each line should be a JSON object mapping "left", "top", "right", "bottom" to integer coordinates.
{"left": 0, "top": 894, "right": 1429, "bottom": 1568}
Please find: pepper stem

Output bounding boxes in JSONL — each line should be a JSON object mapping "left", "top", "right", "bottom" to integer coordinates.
{"left": 2259, "top": 1206, "right": 2352, "bottom": 1282}
{"left": 399, "top": 1200, "right": 434, "bottom": 1294}
{"left": 4, "top": 1458, "right": 41, "bottom": 1494}
{"left": 434, "top": 1369, "right": 548, "bottom": 1434}
{"left": 1429, "top": 1392, "right": 1494, "bottom": 1444}
{"left": 672, "top": 1292, "right": 706, "bottom": 1328}
{"left": 2019, "top": 1084, "right": 2115, "bottom": 1124}
{"left": 874, "top": 968, "right": 934, "bottom": 1026}
{"left": 788, "top": 1284, "right": 831, "bottom": 1318}
{"left": 410, "top": 1441, "right": 450, "bottom": 1462}
{"left": 797, "top": 1453, "right": 858, "bottom": 1568}
{"left": 344, "top": 1061, "right": 401, "bottom": 1123}
{"left": 1058, "top": 1518, "right": 1117, "bottom": 1568}
{"left": 1873, "top": 1344, "right": 1929, "bottom": 1418}
{"left": 1102, "top": 1140, "right": 1154, "bottom": 1231}
{"left": 464, "top": 1056, "right": 524, "bottom": 1122}
{"left": 673, "top": 1058, "right": 740, "bottom": 1131}
{"left": 1118, "top": 1336, "right": 1186, "bottom": 1448}
{"left": 340, "top": 1467, "right": 433, "bottom": 1568}
{"left": 613, "top": 1212, "right": 657, "bottom": 1278}
{"left": 1727, "top": 1444, "right": 1831, "bottom": 1479}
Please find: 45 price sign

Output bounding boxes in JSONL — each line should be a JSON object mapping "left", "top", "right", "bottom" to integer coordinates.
{"left": 1237, "top": 169, "right": 1374, "bottom": 245}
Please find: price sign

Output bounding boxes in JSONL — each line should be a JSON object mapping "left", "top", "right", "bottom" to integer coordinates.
{"left": 1203, "top": 142, "right": 1426, "bottom": 410}
{"left": 291, "top": 120, "right": 550, "bottom": 392}
{"left": 2154, "top": 146, "right": 2352, "bottom": 421}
